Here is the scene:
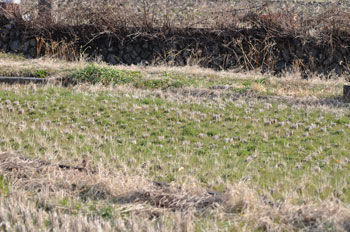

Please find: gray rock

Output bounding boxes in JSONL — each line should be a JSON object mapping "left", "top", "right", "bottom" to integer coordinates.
{"left": 334, "top": 51, "right": 344, "bottom": 64}
{"left": 153, "top": 46, "right": 161, "bottom": 54}
{"left": 104, "top": 39, "right": 112, "bottom": 48}
{"left": 140, "top": 50, "right": 151, "bottom": 59}
{"left": 10, "top": 40, "right": 20, "bottom": 52}
{"left": 177, "top": 42, "right": 184, "bottom": 50}
{"left": 135, "top": 56, "right": 141, "bottom": 64}
{"left": 135, "top": 44, "right": 141, "bottom": 54}
{"left": 107, "top": 46, "right": 115, "bottom": 53}
{"left": 106, "top": 54, "right": 118, "bottom": 65}
{"left": 275, "top": 60, "right": 286, "bottom": 71}
{"left": 5, "top": 24, "right": 12, "bottom": 30}
{"left": 29, "top": 47, "right": 36, "bottom": 57}
{"left": 24, "top": 53, "right": 32, "bottom": 59}
{"left": 99, "top": 46, "right": 108, "bottom": 57}
{"left": 2, "top": 44, "right": 8, "bottom": 52}
{"left": 131, "top": 49, "right": 138, "bottom": 59}
{"left": 296, "top": 47, "right": 303, "bottom": 57}
{"left": 142, "top": 41, "right": 149, "bottom": 49}
{"left": 323, "top": 56, "right": 333, "bottom": 66}
{"left": 233, "top": 47, "right": 242, "bottom": 55}
{"left": 151, "top": 40, "right": 158, "bottom": 47}
{"left": 319, "top": 53, "right": 324, "bottom": 62}
{"left": 176, "top": 57, "right": 185, "bottom": 66}
{"left": 9, "top": 30, "right": 16, "bottom": 40}
{"left": 125, "top": 45, "right": 133, "bottom": 53}
{"left": 311, "top": 48, "right": 319, "bottom": 58}
{"left": 1, "top": 32, "right": 9, "bottom": 42}
{"left": 183, "top": 50, "right": 190, "bottom": 58}
{"left": 213, "top": 45, "right": 220, "bottom": 55}
{"left": 123, "top": 54, "right": 132, "bottom": 65}
{"left": 29, "top": 38, "right": 36, "bottom": 47}
{"left": 159, "top": 42, "right": 166, "bottom": 50}
{"left": 334, "top": 64, "right": 342, "bottom": 76}
{"left": 22, "top": 41, "right": 30, "bottom": 53}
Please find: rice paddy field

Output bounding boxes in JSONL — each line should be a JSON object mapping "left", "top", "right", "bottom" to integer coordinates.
{"left": 0, "top": 53, "right": 349, "bottom": 231}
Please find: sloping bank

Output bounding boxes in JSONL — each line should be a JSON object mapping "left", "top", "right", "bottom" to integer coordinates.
{"left": 0, "top": 15, "right": 349, "bottom": 79}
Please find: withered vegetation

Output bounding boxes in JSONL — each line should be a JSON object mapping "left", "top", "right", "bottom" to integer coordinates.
{"left": 1, "top": 151, "right": 350, "bottom": 231}
{"left": 0, "top": 0, "right": 347, "bottom": 76}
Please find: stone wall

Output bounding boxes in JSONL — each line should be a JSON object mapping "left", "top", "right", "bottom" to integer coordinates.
{"left": 1, "top": 19, "right": 350, "bottom": 78}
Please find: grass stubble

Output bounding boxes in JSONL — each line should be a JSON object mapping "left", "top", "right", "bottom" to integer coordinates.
{"left": 0, "top": 54, "right": 350, "bottom": 231}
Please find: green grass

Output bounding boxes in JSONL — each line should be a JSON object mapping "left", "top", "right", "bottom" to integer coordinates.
{"left": 71, "top": 64, "right": 244, "bottom": 89}
{"left": 72, "top": 64, "right": 142, "bottom": 85}
{"left": 32, "top": 69, "right": 49, "bottom": 78}
{"left": 0, "top": 66, "right": 54, "bottom": 78}
{"left": 0, "top": 86, "right": 349, "bottom": 202}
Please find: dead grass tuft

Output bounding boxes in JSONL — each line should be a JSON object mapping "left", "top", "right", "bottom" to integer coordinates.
{"left": 2, "top": 152, "right": 350, "bottom": 231}
{"left": 0, "top": 152, "right": 222, "bottom": 213}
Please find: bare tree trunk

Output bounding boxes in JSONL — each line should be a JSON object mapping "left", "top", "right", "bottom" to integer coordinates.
{"left": 38, "top": 0, "right": 52, "bottom": 21}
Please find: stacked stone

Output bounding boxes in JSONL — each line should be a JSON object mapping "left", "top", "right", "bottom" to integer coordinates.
{"left": 95, "top": 35, "right": 348, "bottom": 77}
{"left": 98, "top": 39, "right": 155, "bottom": 66}
{"left": 0, "top": 21, "right": 38, "bottom": 58}
{"left": 0, "top": 21, "right": 349, "bottom": 77}
{"left": 0, "top": 22, "right": 21, "bottom": 53}
{"left": 22, "top": 38, "right": 37, "bottom": 58}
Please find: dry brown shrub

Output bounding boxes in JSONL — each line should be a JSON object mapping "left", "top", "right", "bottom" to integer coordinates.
{"left": 0, "top": 0, "right": 348, "bottom": 76}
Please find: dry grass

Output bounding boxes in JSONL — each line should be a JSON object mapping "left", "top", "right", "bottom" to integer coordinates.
{"left": 28, "top": 1, "right": 350, "bottom": 34}
{"left": 0, "top": 52, "right": 346, "bottom": 99}
{"left": 1, "top": 152, "right": 350, "bottom": 231}
{"left": 0, "top": 152, "right": 222, "bottom": 212}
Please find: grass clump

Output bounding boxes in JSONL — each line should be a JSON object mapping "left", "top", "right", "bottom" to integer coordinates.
{"left": 72, "top": 64, "right": 142, "bottom": 85}
{"left": 72, "top": 64, "right": 185, "bottom": 89}
{"left": 0, "top": 67, "right": 53, "bottom": 78}
{"left": 32, "top": 69, "right": 49, "bottom": 78}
